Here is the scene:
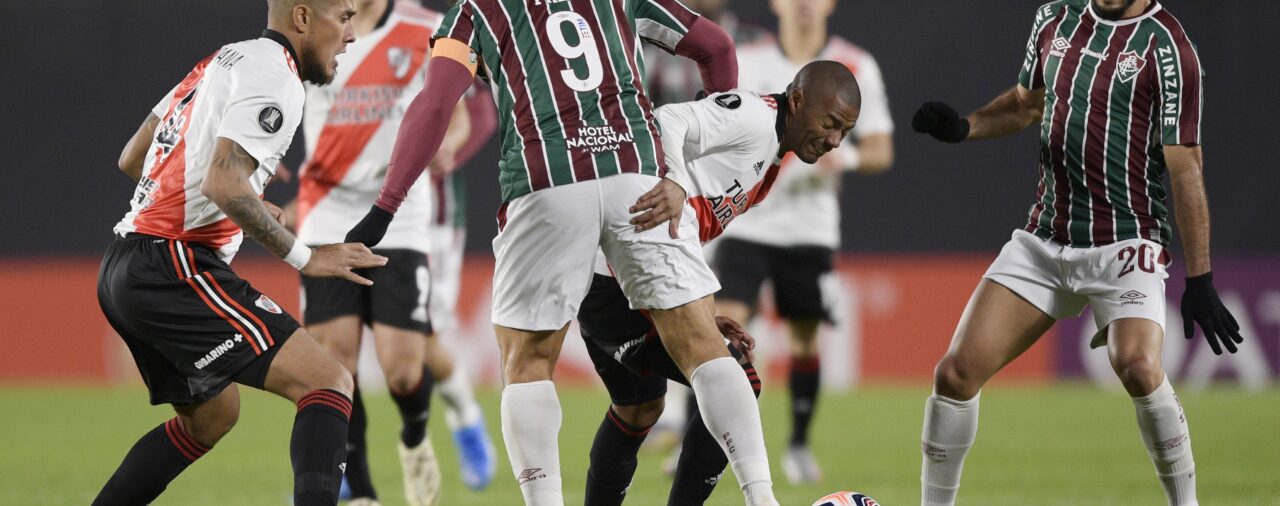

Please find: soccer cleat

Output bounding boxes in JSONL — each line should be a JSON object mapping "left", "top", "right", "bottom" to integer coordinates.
{"left": 782, "top": 445, "right": 824, "bottom": 484}
{"left": 398, "top": 439, "right": 442, "bottom": 506}
{"left": 448, "top": 412, "right": 496, "bottom": 490}
{"left": 346, "top": 498, "right": 381, "bottom": 506}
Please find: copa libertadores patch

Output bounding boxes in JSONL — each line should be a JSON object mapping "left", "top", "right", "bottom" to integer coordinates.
{"left": 715, "top": 93, "right": 741, "bottom": 109}
{"left": 258, "top": 105, "right": 284, "bottom": 133}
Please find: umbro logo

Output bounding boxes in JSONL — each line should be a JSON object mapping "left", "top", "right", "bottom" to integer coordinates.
{"left": 1049, "top": 37, "right": 1071, "bottom": 57}
{"left": 715, "top": 93, "right": 741, "bottom": 109}
{"left": 1120, "top": 290, "right": 1147, "bottom": 305}
{"left": 1120, "top": 290, "right": 1146, "bottom": 300}
{"left": 518, "top": 467, "right": 547, "bottom": 484}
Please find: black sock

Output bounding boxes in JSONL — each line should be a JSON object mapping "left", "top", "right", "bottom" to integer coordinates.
{"left": 584, "top": 407, "right": 652, "bottom": 506}
{"left": 345, "top": 385, "right": 377, "bottom": 500}
{"left": 390, "top": 365, "right": 434, "bottom": 448}
{"left": 789, "top": 356, "right": 821, "bottom": 447}
{"left": 292, "top": 389, "right": 352, "bottom": 506}
{"left": 669, "top": 361, "right": 762, "bottom": 506}
{"left": 93, "top": 417, "right": 210, "bottom": 505}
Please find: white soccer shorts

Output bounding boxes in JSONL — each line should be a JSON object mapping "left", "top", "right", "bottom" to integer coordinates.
{"left": 490, "top": 173, "right": 719, "bottom": 331}
{"left": 984, "top": 230, "right": 1168, "bottom": 348}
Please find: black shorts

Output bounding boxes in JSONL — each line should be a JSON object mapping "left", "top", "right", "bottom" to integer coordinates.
{"left": 97, "top": 234, "right": 300, "bottom": 405}
{"left": 713, "top": 237, "right": 834, "bottom": 321}
{"left": 578, "top": 274, "right": 754, "bottom": 406}
{"left": 301, "top": 248, "right": 433, "bottom": 334}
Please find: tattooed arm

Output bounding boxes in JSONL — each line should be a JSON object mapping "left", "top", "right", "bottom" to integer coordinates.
{"left": 201, "top": 137, "right": 388, "bottom": 284}
{"left": 201, "top": 137, "right": 295, "bottom": 257}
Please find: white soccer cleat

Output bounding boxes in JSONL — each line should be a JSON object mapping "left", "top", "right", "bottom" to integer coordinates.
{"left": 782, "top": 445, "right": 824, "bottom": 484}
{"left": 346, "top": 498, "right": 381, "bottom": 506}
{"left": 398, "top": 439, "right": 442, "bottom": 506}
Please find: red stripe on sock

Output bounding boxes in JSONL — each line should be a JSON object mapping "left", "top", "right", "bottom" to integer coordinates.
{"left": 791, "top": 356, "right": 821, "bottom": 373}
{"left": 309, "top": 389, "right": 354, "bottom": 411}
{"left": 169, "top": 418, "right": 210, "bottom": 456}
{"left": 605, "top": 409, "right": 652, "bottom": 438}
{"left": 163, "top": 419, "right": 201, "bottom": 462}
{"left": 298, "top": 390, "right": 352, "bottom": 419}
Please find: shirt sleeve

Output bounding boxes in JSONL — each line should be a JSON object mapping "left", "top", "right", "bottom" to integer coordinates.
{"left": 849, "top": 54, "right": 893, "bottom": 138}
{"left": 1156, "top": 32, "right": 1204, "bottom": 146}
{"left": 151, "top": 83, "right": 180, "bottom": 118}
{"left": 1018, "top": 3, "right": 1058, "bottom": 91}
{"left": 215, "top": 66, "right": 300, "bottom": 164}
{"left": 633, "top": 0, "right": 701, "bottom": 53}
{"left": 432, "top": 0, "right": 480, "bottom": 53}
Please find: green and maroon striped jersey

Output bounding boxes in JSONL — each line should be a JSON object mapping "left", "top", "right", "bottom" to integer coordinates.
{"left": 434, "top": 0, "right": 701, "bottom": 202}
{"left": 1018, "top": 0, "right": 1202, "bottom": 247}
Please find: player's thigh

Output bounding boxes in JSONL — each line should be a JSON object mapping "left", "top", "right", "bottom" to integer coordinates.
{"left": 1080, "top": 237, "right": 1169, "bottom": 350}
{"left": 598, "top": 173, "right": 720, "bottom": 314}
{"left": 583, "top": 332, "right": 669, "bottom": 414}
{"left": 495, "top": 324, "right": 569, "bottom": 384}
{"left": 648, "top": 296, "right": 732, "bottom": 378}
{"left": 371, "top": 323, "right": 428, "bottom": 393}
{"left": 305, "top": 315, "right": 363, "bottom": 372}
{"left": 263, "top": 328, "right": 355, "bottom": 403}
{"left": 711, "top": 238, "right": 772, "bottom": 311}
{"left": 173, "top": 384, "right": 241, "bottom": 446}
{"left": 937, "top": 279, "right": 1056, "bottom": 398}
{"left": 491, "top": 183, "right": 601, "bottom": 332}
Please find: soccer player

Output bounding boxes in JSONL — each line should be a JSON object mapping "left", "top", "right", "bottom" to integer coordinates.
{"left": 342, "top": 0, "right": 783, "bottom": 504}
{"left": 580, "top": 61, "right": 863, "bottom": 506}
{"left": 910, "top": 1, "right": 1243, "bottom": 505}
{"left": 715, "top": 0, "right": 895, "bottom": 484}
{"left": 640, "top": 0, "right": 774, "bottom": 455}
{"left": 293, "top": 0, "right": 494, "bottom": 504}
{"left": 93, "top": 1, "right": 374, "bottom": 505}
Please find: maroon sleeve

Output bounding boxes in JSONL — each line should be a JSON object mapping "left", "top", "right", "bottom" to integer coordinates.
{"left": 673, "top": 17, "right": 737, "bottom": 93}
{"left": 374, "top": 57, "right": 474, "bottom": 213}
{"left": 455, "top": 82, "right": 497, "bottom": 167}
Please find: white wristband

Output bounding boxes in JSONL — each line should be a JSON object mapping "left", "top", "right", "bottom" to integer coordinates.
{"left": 284, "top": 241, "right": 312, "bottom": 271}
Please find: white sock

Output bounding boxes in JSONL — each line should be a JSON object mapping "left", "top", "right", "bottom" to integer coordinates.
{"left": 921, "top": 392, "right": 980, "bottom": 506}
{"left": 439, "top": 367, "right": 483, "bottom": 428}
{"left": 690, "top": 356, "right": 778, "bottom": 506}
{"left": 500, "top": 381, "right": 563, "bottom": 506}
{"left": 1133, "top": 376, "right": 1197, "bottom": 506}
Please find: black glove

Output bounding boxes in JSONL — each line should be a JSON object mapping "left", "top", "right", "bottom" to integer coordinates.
{"left": 344, "top": 206, "right": 394, "bottom": 247}
{"left": 1180, "top": 272, "right": 1244, "bottom": 355}
{"left": 912, "top": 101, "right": 970, "bottom": 143}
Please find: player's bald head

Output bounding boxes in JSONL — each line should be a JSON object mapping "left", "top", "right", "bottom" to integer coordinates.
{"left": 781, "top": 60, "right": 862, "bottom": 164}
{"left": 789, "top": 60, "right": 861, "bottom": 112}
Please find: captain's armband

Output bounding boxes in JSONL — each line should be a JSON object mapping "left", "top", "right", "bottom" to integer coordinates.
{"left": 431, "top": 38, "right": 479, "bottom": 77}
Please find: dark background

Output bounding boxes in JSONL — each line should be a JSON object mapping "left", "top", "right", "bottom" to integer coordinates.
{"left": 2, "top": 0, "right": 1275, "bottom": 257}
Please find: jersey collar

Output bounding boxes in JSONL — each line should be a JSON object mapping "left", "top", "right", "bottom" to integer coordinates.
{"left": 261, "top": 29, "right": 302, "bottom": 81}
{"left": 771, "top": 93, "right": 790, "bottom": 151}
{"left": 1087, "top": 0, "right": 1162, "bottom": 27}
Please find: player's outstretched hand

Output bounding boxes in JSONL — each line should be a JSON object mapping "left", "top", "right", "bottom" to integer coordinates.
{"left": 912, "top": 101, "right": 970, "bottom": 143}
{"left": 345, "top": 205, "right": 394, "bottom": 247}
{"left": 1181, "top": 272, "right": 1244, "bottom": 355}
{"left": 629, "top": 178, "right": 687, "bottom": 239}
{"left": 302, "top": 243, "right": 389, "bottom": 286}
{"left": 715, "top": 315, "right": 756, "bottom": 364}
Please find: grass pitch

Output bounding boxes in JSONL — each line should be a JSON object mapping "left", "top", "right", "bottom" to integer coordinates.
{"left": 1, "top": 384, "right": 1276, "bottom": 505}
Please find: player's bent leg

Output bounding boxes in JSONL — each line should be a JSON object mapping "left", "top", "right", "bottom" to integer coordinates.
{"left": 263, "top": 329, "right": 355, "bottom": 506}
{"left": 784, "top": 318, "right": 823, "bottom": 484}
{"left": 668, "top": 357, "right": 762, "bottom": 506}
{"left": 497, "top": 324, "right": 568, "bottom": 506}
{"left": 372, "top": 324, "right": 440, "bottom": 506}
{"left": 650, "top": 297, "right": 778, "bottom": 506}
{"left": 584, "top": 399, "right": 664, "bottom": 506}
{"left": 1106, "top": 319, "right": 1198, "bottom": 506}
{"left": 304, "top": 316, "right": 373, "bottom": 500}
{"left": 92, "top": 387, "right": 238, "bottom": 506}
{"left": 922, "top": 279, "right": 1054, "bottom": 506}
{"left": 426, "top": 333, "right": 495, "bottom": 491}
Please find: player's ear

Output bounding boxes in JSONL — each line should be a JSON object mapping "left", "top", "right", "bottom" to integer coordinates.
{"left": 292, "top": 4, "right": 310, "bottom": 33}
{"left": 789, "top": 88, "right": 804, "bottom": 115}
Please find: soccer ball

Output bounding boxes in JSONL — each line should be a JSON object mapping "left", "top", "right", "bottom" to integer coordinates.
{"left": 812, "top": 491, "right": 880, "bottom": 506}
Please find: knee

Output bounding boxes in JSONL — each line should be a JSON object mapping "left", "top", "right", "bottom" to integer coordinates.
{"left": 385, "top": 363, "right": 425, "bottom": 396}
{"left": 302, "top": 364, "right": 355, "bottom": 400}
{"left": 1113, "top": 354, "right": 1163, "bottom": 397}
{"left": 181, "top": 407, "right": 239, "bottom": 448}
{"left": 612, "top": 399, "right": 665, "bottom": 429}
{"left": 934, "top": 354, "right": 982, "bottom": 401}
